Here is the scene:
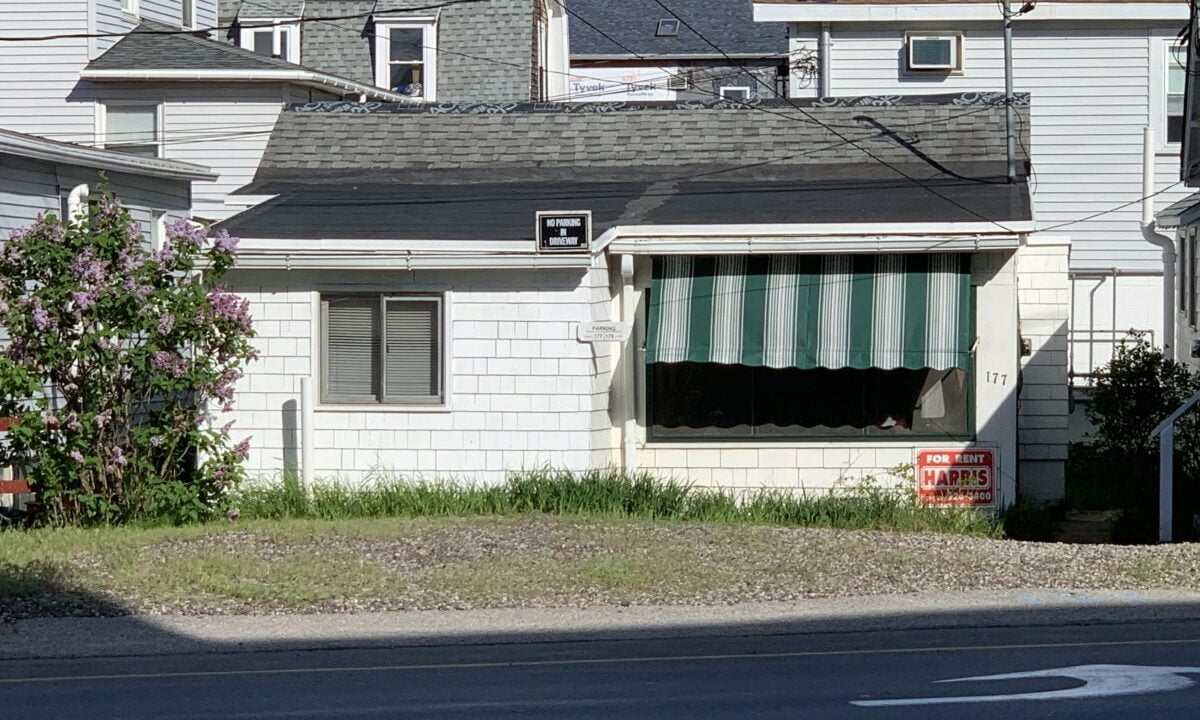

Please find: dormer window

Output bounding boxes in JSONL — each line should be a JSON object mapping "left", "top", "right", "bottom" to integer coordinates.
{"left": 239, "top": 19, "right": 301, "bottom": 63}
{"left": 374, "top": 21, "right": 438, "bottom": 100}
{"left": 656, "top": 18, "right": 679, "bottom": 37}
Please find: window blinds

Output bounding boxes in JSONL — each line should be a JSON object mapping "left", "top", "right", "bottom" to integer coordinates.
{"left": 384, "top": 299, "right": 439, "bottom": 401}
{"left": 324, "top": 296, "right": 378, "bottom": 401}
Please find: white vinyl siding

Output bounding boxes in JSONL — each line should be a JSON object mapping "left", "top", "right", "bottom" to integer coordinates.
{"left": 96, "top": 0, "right": 218, "bottom": 53}
{"left": 788, "top": 22, "right": 1192, "bottom": 273}
{"left": 0, "top": 0, "right": 94, "bottom": 141}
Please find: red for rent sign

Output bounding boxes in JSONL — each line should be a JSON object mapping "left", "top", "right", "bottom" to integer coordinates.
{"left": 916, "top": 449, "right": 996, "bottom": 506}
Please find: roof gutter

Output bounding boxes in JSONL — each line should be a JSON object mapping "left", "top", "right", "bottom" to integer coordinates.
{"left": 0, "top": 130, "right": 217, "bottom": 181}
{"left": 80, "top": 68, "right": 409, "bottom": 102}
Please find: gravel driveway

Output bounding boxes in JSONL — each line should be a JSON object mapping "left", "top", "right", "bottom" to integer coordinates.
{"left": 4, "top": 515, "right": 1200, "bottom": 618}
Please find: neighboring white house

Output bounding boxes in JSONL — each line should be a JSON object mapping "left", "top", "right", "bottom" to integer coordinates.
{"left": 0, "top": 0, "right": 571, "bottom": 221}
{"left": 0, "top": 126, "right": 213, "bottom": 237}
{"left": 752, "top": 0, "right": 1192, "bottom": 388}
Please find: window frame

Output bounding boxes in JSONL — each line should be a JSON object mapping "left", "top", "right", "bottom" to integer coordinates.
{"left": 1158, "top": 38, "right": 1187, "bottom": 151}
{"left": 319, "top": 292, "right": 447, "bottom": 408}
{"left": 374, "top": 20, "right": 438, "bottom": 100}
{"left": 181, "top": 0, "right": 195, "bottom": 29}
{"left": 121, "top": 0, "right": 139, "bottom": 17}
{"left": 719, "top": 86, "right": 752, "bottom": 101}
{"left": 99, "top": 100, "right": 163, "bottom": 158}
{"left": 238, "top": 18, "right": 302, "bottom": 63}
{"left": 904, "top": 32, "right": 964, "bottom": 73}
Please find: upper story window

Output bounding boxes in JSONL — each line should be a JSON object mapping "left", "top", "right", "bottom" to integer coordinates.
{"left": 181, "top": 0, "right": 194, "bottom": 29}
{"left": 1167, "top": 43, "right": 1186, "bottom": 145}
{"left": 101, "top": 103, "right": 161, "bottom": 158}
{"left": 375, "top": 21, "right": 437, "bottom": 99}
{"left": 239, "top": 19, "right": 301, "bottom": 63}
{"left": 121, "top": 0, "right": 138, "bottom": 16}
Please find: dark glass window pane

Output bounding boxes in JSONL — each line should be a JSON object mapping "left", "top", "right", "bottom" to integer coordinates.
{"left": 1168, "top": 113, "right": 1185, "bottom": 144}
{"left": 649, "top": 363, "right": 970, "bottom": 439}
{"left": 911, "top": 39, "right": 952, "bottom": 66}
{"left": 389, "top": 28, "right": 424, "bottom": 62}
{"left": 278, "top": 28, "right": 291, "bottom": 61}
{"left": 252, "top": 31, "right": 272, "bottom": 56}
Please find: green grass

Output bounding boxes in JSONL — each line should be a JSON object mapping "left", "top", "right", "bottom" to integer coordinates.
{"left": 230, "top": 468, "right": 1000, "bottom": 537}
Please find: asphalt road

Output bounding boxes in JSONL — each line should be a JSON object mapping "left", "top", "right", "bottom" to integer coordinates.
{"left": 4, "top": 619, "right": 1200, "bottom": 719}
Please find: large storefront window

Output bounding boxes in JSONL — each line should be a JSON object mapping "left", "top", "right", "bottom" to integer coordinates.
{"left": 649, "top": 364, "right": 969, "bottom": 439}
{"left": 645, "top": 254, "right": 973, "bottom": 442}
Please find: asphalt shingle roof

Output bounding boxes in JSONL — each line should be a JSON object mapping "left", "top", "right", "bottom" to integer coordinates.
{"left": 87, "top": 20, "right": 310, "bottom": 71}
{"left": 216, "top": 93, "right": 1032, "bottom": 240}
{"left": 249, "top": 93, "right": 1030, "bottom": 185}
{"left": 568, "top": 0, "right": 786, "bottom": 57}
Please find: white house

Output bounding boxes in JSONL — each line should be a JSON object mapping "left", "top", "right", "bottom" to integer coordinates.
{"left": 0, "top": 0, "right": 571, "bottom": 221}
{"left": 751, "top": 0, "right": 1192, "bottom": 385}
{"left": 213, "top": 95, "right": 1060, "bottom": 507}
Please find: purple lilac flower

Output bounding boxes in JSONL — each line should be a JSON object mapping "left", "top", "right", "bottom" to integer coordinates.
{"left": 93, "top": 409, "right": 112, "bottom": 428}
{"left": 66, "top": 413, "right": 81, "bottom": 431}
{"left": 167, "top": 219, "right": 207, "bottom": 250}
{"left": 157, "top": 314, "right": 175, "bottom": 334}
{"left": 70, "top": 289, "right": 97, "bottom": 311}
{"left": 153, "top": 244, "right": 175, "bottom": 267}
{"left": 0, "top": 299, "right": 9, "bottom": 315}
{"left": 41, "top": 410, "right": 58, "bottom": 427}
{"left": 211, "top": 231, "right": 239, "bottom": 253}
{"left": 111, "top": 447, "right": 127, "bottom": 467}
{"left": 72, "top": 251, "right": 105, "bottom": 286}
{"left": 233, "top": 437, "right": 251, "bottom": 459}
{"left": 69, "top": 450, "right": 84, "bottom": 462}
{"left": 31, "top": 303, "right": 51, "bottom": 331}
{"left": 207, "top": 287, "right": 253, "bottom": 332}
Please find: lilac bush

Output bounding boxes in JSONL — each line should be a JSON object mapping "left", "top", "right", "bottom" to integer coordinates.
{"left": 0, "top": 195, "right": 257, "bottom": 524}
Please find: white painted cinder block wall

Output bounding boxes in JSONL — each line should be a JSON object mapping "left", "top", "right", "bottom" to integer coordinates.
{"left": 226, "top": 265, "right": 613, "bottom": 484}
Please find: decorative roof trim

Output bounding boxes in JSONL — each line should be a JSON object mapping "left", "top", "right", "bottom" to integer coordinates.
{"left": 80, "top": 68, "right": 411, "bottom": 102}
{"left": 0, "top": 128, "right": 217, "bottom": 182}
{"left": 287, "top": 91, "right": 1030, "bottom": 115}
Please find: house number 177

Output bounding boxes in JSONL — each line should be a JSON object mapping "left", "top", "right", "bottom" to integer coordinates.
{"left": 986, "top": 372, "right": 1008, "bottom": 386}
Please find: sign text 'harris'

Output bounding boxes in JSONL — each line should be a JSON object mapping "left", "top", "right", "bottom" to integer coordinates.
{"left": 536, "top": 211, "right": 591, "bottom": 252}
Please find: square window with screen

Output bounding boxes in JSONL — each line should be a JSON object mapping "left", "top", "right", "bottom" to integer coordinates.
{"left": 656, "top": 18, "right": 679, "bottom": 37}
{"left": 104, "top": 104, "right": 159, "bottom": 158}
{"left": 1167, "top": 44, "right": 1186, "bottom": 145}
{"left": 376, "top": 22, "right": 437, "bottom": 99}
{"left": 906, "top": 34, "right": 961, "bottom": 72}
{"left": 321, "top": 294, "right": 444, "bottom": 405}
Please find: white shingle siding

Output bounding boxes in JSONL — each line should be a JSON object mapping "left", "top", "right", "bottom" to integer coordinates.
{"left": 227, "top": 268, "right": 609, "bottom": 483}
{"left": 787, "top": 22, "right": 1190, "bottom": 274}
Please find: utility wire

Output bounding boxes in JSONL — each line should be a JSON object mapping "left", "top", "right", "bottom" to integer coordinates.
{"left": 644, "top": 0, "right": 1023, "bottom": 233}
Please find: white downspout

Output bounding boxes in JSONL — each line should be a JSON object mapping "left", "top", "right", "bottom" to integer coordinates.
{"left": 66, "top": 183, "right": 89, "bottom": 224}
{"left": 818, "top": 23, "right": 832, "bottom": 98}
{"left": 1142, "top": 126, "right": 1177, "bottom": 356}
{"left": 620, "top": 254, "right": 637, "bottom": 471}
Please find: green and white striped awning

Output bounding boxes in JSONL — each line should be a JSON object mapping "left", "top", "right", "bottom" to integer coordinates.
{"left": 646, "top": 254, "right": 972, "bottom": 371}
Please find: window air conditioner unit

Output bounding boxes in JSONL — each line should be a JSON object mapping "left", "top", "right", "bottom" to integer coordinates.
{"left": 667, "top": 71, "right": 690, "bottom": 91}
{"left": 906, "top": 34, "right": 961, "bottom": 72}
